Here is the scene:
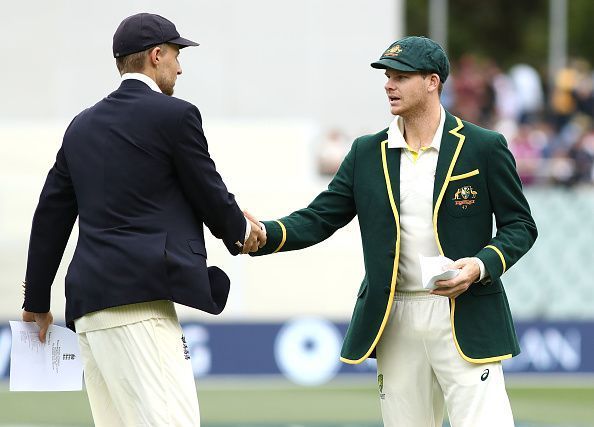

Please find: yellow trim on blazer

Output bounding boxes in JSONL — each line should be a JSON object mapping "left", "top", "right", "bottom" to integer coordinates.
{"left": 272, "top": 220, "right": 287, "bottom": 253}
{"left": 449, "top": 169, "right": 480, "bottom": 181}
{"left": 437, "top": 118, "right": 512, "bottom": 364}
{"left": 340, "top": 140, "right": 400, "bottom": 365}
{"left": 485, "top": 244, "right": 507, "bottom": 273}
{"left": 432, "top": 117, "right": 511, "bottom": 364}
{"left": 433, "top": 117, "right": 466, "bottom": 255}
{"left": 450, "top": 299, "right": 513, "bottom": 363}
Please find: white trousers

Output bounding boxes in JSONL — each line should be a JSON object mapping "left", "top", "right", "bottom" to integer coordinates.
{"left": 376, "top": 292, "right": 514, "bottom": 427}
{"left": 78, "top": 317, "right": 200, "bottom": 426}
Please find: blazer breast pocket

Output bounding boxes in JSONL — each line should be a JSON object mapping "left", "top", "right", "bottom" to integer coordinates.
{"left": 444, "top": 169, "right": 484, "bottom": 218}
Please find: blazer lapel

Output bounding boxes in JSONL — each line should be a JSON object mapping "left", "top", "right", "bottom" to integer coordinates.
{"left": 432, "top": 111, "right": 466, "bottom": 253}
{"left": 381, "top": 140, "right": 401, "bottom": 213}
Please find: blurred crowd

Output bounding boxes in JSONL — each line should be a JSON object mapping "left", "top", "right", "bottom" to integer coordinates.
{"left": 318, "top": 56, "right": 594, "bottom": 186}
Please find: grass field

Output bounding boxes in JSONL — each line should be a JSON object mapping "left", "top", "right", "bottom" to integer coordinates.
{"left": 0, "top": 378, "right": 593, "bottom": 426}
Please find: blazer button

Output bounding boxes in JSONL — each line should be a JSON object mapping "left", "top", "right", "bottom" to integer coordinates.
{"left": 384, "top": 286, "right": 391, "bottom": 295}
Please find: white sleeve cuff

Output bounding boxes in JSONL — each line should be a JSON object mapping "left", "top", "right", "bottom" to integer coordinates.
{"left": 472, "top": 257, "right": 487, "bottom": 282}
{"left": 244, "top": 217, "right": 251, "bottom": 243}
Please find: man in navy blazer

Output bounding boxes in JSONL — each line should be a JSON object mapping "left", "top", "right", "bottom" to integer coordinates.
{"left": 21, "top": 13, "right": 265, "bottom": 426}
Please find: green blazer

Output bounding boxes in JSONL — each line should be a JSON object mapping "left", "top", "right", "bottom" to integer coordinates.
{"left": 253, "top": 111, "right": 537, "bottom": 364}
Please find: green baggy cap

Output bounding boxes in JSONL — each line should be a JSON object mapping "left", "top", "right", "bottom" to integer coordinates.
{"left": 371, "top": 36, "right": 450, "bottom": 83}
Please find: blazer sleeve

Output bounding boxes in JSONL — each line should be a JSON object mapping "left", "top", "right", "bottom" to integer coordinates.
{"left": 172, "top": 105, "right": 246, "bottom": 255}
{"left": 476, "top": 134, "right": 538, "bottom": 282}
{"left": 253, "top": 139, "right": 358, "bottom": 255}
{"left": 24, "top": 146, "right": 78, "bottom": 313}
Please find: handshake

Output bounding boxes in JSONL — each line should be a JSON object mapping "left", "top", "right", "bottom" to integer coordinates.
{"left": 241, "top": 210, "right": 267, "bottom": 254}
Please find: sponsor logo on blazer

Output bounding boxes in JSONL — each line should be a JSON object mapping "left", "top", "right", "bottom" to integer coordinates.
{"left": 452, "top": 185, "right": 478, "bottom": 209}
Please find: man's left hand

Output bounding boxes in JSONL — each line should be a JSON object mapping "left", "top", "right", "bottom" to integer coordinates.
{"left": 431, "top": 257, "right": 480, "bottom": 299}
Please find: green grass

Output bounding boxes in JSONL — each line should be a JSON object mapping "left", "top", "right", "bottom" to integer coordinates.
{"left": 0, "top": 380, "right": 593, "bottom": 426}
{"left": 199, "top": 383, "right": 381, "bottom": 424}
{"left": 508, "top": 387, "right": 594, "bottom": 426}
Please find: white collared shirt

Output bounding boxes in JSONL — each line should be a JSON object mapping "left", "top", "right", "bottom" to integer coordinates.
{"left": 387, "top": 106, "right": 446, "bottom": 152}
{"left": 120, "top": 73, "right": 253, "bottom": 244}
{"left": 387, "top": 106, "right": 484, "bottom": 291}
{"left": 121, "top": 72, "right": 162, "bottom": 93}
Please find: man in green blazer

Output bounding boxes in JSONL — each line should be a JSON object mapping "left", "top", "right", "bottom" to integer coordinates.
{"left": 249, "top": 36, "right": 537, "bottom": 426}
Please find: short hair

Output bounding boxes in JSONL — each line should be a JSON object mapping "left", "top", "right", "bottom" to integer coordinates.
{"left": 421, "top": 71, "right": 444, "bottom": 95}
{"left": 115, "top": 44, "right": 168, "bottom": 75}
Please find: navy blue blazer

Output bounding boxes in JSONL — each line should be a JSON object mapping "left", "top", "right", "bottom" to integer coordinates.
{"left": 24, "top": 79, "right": 246, "bottom": 329}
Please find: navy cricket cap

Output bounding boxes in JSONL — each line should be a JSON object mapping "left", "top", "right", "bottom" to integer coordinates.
{"left": 371, "top": 36, "right": 450, "bottom": 83}
{"left": 113, "top": 13, "right": 199, "bottom": 58}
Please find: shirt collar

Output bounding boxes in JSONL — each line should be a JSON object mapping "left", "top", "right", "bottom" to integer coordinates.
{"left": 121, "top": 73, "right": 162, "bottom": 93}
{"left": 387, "top": 105, "right": 446, "bottom": 151}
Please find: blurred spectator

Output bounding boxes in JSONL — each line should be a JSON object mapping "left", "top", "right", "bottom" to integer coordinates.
{"left": 549, "top": 148, "right": 575, "bottom": 186}
{"left": 317, "top": 128, "right": 350, "bottom": 176}
{"left": 509, "top": 64, "right": 545, "bottom": 123}
{"left": 550, "top": 65, "right": 578, "bottom": 130}
{"left": 451, "top": 55, "right": 487, "bottom": 125}
{"left": 569, "top": 129, "right": 594, "bottom": 185}
{"left": 508, "top": 125, "right": 541, "bottom": 185}
{"left": 490, "top": 63, "right": 521, "bottom": 123}
{"left": 573, "top": 61, "right": 594, "bottom": 118}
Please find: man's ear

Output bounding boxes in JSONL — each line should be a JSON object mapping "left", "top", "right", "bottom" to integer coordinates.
{"left": 149, "top": 46, "right": 162, "bottom": 66}
{"left": 428, "top": 73, "right": 440, "bottom": 93}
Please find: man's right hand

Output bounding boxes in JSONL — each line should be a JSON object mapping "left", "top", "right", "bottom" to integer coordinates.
{"left": 242, "top": 212, "right": 267, "bottom": 254}
{"left": 22, "top": 310, "right": 54, "bottom": 343}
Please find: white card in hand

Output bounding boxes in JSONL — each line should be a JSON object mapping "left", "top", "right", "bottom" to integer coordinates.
{"left": 9, "top": 321, "right": 83, "bottom": 391}
{"left": 419, "top": 255, "right": 460, "bottom": 291}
